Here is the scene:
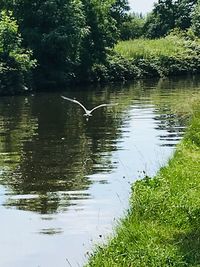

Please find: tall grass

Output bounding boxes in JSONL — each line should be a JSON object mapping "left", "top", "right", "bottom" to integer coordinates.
{"left": 90, "top": 36, "right": 200, "bottom": 83}
{"left": 86, "top": 94, "right": 200, "bottom": 267}
{"left": 115, "top": 36, "right": 187, "bottom": 59}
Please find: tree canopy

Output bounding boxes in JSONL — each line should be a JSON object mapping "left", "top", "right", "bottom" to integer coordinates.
{"left": 191, "top": 1, "right": 200, "bottom": 37}
{"left": 0, "top": 10, "right": 36, "bottom": 94}
{"left": 0, "top": 0, "right": 130, "bottom": 88}
{"left": 1, "top": 0, "right": 200, "bottom": 93}
{"left": 144, "top": 0, "right": 197, "bottom": 38}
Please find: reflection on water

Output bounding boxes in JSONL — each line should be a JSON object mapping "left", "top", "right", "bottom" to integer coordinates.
{"left": 0, "top": 76, "right": 199, "bottom": 267}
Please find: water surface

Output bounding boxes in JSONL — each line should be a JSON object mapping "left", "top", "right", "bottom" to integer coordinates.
{"left": 0, "top": 77, "right": 199, "bottom": 267}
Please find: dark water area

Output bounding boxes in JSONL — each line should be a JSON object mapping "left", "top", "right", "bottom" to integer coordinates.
{"left": 0, "top": 77, "right": 200, "bottom": 267}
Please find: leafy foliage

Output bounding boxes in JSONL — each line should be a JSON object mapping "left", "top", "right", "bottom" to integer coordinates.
{"left": 175, "top": 0, "right": 197, "bottom": 29}
{"left": 90, "top": 35, "right": 200, "bottom": 83}
{"left": 110, "top": 0, "right": 130, "bottom": 36}
{"left": 81, "top": 0, "right": 118, "bottom": 65}
{"left": 0, "top": 10, "right": 36, "bottom": 94}
{"left": 144, "top": 0, "right": 176, "bottom": 38}
{"left": 0, "top": 0, "right": 130, "bottom": 89}
{"left": 0, "top": 10, "right": 21, "bottom": 54}
{"left": 144, "top": 0, "right": 197, "bottom": 38}
{"left": 3, "top": 0, "right": 87, "bottom": 88}
{"left": 1, "top": 0, "right": 200, "bottom": 92}
{"left": 120, "top": 13, "right": 145, "bottom": 40}
{"left": 191, "top": 1, "right": 200, "bottom": 37}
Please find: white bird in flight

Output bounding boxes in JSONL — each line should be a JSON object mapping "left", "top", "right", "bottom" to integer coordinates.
{"left": 61, "top": 96, "right": 117, "bottom": 118}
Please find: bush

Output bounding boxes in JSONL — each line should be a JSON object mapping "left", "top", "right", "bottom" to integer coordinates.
{"left": 88, "top": 54, "right": 140, "bottom": 83}
{"left": 112, "top": 36, "right": 200, "bottom": 81}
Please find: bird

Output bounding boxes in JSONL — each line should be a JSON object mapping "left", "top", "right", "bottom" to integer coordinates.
{"left": 61, "top": 96, "right": 117, "bottom": 118}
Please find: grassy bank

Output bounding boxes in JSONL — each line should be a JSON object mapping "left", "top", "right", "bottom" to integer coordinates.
{"left": 86, "top": 95, "right": 200, "bottom": 266}
{"left": 2, "top": 34, "right": 200, "bottom": 94}
{"left": 90, "top": 35, "right": 200, "bottom": 83}
{"left": 115, "top": 36, "right": 186, "bottom": 59}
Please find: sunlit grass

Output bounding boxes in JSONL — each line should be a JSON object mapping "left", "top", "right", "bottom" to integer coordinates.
{"left": 115, "top": 37, "right": 187, "bottom": 59}
{"left": 86, "top": 94, "right": 200, "bottom": 266}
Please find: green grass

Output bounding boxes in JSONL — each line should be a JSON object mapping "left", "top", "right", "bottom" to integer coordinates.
{"left": 115, "top": 36, "right": 187, "bottom": 59}
{"left": 91, "top": 35, "right": 200, "bottom": 83}
{"left": 86, "top": 95, "right": 200, "bottom": 267}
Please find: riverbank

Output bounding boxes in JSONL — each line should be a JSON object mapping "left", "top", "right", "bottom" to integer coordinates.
{"left": 90, "top": 34, "right": 200, "bottom": 83}
{"left": 86, "top": 94, "right": 200, "bottom": 266}
{"left": 2, "top": 33, "right": 200, "bottom": 95}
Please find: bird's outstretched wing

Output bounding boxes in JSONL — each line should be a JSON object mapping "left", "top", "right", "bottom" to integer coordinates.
{"left": 61, "top": 96, "right": 87, "bottom": 113}
{"left": 90, "top": 103, "right": 118, "bottom": 113}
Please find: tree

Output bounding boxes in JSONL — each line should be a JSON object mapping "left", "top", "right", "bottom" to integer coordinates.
{"left": 191, "top": 1, "right": 200, "bottom": 36}
{"left": 1, "top": 0, "right": 87, "bottom": 87}
{"left": 0, "top": 10, "right": 36, "bottom": 93}
{"left": 120, "top": 13, "right": 145, "bottom": 40}
{"left": 1, "top": 0, "right": 131, "bottom": 86}
{"left": 0, "top": 10, "right": 21, "bottom": 54}
{"left": 143, "top": 0, "right": 197, "bottom": 38}
{"left": 175, "top": 0, "right": 197, "bottom": 29}
{"left": 110, "top": 0, "right": 130, "bottom": 28}
{"left": 80, "top": 0, "right": 118, "bottom": 78}
{"left": 144, "top": 0, "right": 176, "bottom": 38}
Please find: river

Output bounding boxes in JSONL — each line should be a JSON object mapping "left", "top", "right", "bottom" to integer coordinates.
{"left": 0, "top": 77, "right": 199, "bottom": 267}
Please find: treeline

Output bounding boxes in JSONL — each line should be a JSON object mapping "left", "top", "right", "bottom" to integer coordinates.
{"left": 0, "top": 0, "right": 130, "bottom": 94}
{"left": 96, "top": 0, "right": 200, "bottom": 83}
{"left": 1, "top": 0, "right": 200, "bottom": 94}
{"left": 121, "top": 0, "right": 200, "bottom": 39}
{"left": 122, "top": 0, "right": 200, "bottom": 39}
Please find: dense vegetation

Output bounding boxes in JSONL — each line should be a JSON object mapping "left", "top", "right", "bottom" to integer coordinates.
{"left": 0, "top": 0, "right": 130, "bottom": 93}
{"left": 1, "top": 0, "right": 200, "bottom": 94}
{"left": 143, "top": 0, "right": 197, "bottom": 38}
{"left": 0, "top": 11, "right": 36, "bottom": 94}
{"left": 86, "top": 93, "right": 200, "bottom": 267}
{"left": 90, "top": 32, "right": 200, "bottom": 83}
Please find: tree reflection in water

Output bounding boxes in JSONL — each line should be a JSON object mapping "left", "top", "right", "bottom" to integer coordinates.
{"left": 0, "top": 92, "right": 122, "bottom": 213}
{"left": 0, "top": 77, "right": 199, "bottom": 214}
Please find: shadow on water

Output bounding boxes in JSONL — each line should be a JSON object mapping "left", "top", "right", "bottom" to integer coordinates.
{"left": 0, "top": 93, "right": 123, "bottom": 213}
